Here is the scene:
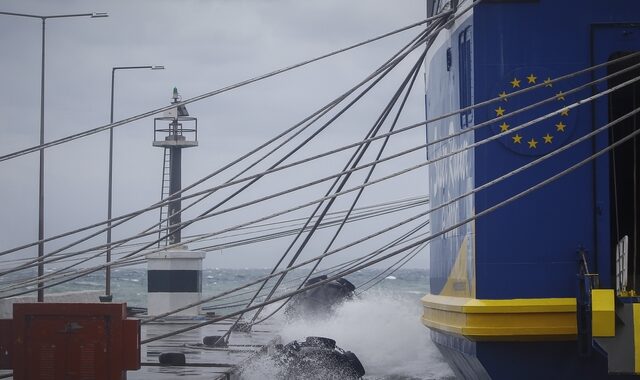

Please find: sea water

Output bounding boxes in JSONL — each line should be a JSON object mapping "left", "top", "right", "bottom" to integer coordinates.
{"left": 3, "top": 268, "right": 453, "bottom": 379}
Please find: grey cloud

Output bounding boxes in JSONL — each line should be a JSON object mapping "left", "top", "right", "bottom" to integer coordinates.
{"left": 0, "top": 0, "right": 429, "bottom": 270}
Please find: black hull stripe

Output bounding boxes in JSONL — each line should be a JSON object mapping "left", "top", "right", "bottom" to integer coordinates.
{"left": 148, "top": 270, "right": 202, "bottom": 293}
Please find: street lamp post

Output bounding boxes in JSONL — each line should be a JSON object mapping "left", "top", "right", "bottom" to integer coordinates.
{"left": 0, "top": 11, "right": 108, "bottom": 302}
{"left": 105, "top": 65, "right": 164, "bottom": 300}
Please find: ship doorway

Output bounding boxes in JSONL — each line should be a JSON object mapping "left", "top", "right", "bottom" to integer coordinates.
{"left": 608, "top": 52, "right": 640, "bottom": 293}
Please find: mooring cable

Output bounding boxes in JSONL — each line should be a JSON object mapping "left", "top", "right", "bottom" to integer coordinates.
{"left": 1, "top": 49, "right": 637, "bottom": 265}
{"left": 3, "top": 73, "right": 638, "bottom": 296}
{"left": 0, "top": 20, "right": 438, "bottom": 260}
{"left": 227, "top": 44, "right": 430, "bottom": 337}
{"left": 250, "top": 44, "right": 428, "bottom": 325}
{"left": 129, "top": 100, "right": 640, "bottom": 321}
{"left": 140, "top": 106, "right": 640, "bottom": 343}
{"left": 0, "top": 22, "right": 434, "bottom": 271}
{"left": 249, "top": 219, "right": 432, "bottom": 326}
{"left": 0, "top": 24, "right": 434, "bottom": 274}
{"left": 0, "top": 14, "right": 451, "bottom": 164}
{"left": 27, "top": 54, "right": 640, "bottom": 269}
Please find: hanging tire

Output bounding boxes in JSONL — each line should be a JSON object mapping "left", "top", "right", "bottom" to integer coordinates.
{"left": 158, "top": 352, "right": 186, "bottom": 366}
{"left": 203, "top": 335, "right": 228, "bottom": 347}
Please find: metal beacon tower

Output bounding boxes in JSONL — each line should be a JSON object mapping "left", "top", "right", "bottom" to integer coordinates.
{"left": 146, "top": 88, "right": 205, "bottom": 317}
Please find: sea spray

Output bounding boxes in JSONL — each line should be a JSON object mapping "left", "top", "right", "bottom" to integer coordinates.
{"left": 238, "top": 353, "right": 283, "bottom": 379}
{"left": 276, "top": 290, "right": 453, "bottom": 379}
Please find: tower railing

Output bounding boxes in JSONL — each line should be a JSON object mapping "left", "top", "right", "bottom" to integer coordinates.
{"left": 152, "top": 88, "right": 198, "bottom": 247}
{"left": 153, "top": 116, "right": 198, "bottom": 147}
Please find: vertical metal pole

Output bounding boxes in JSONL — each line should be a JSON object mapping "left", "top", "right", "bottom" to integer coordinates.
{"left": 168, "top": 138, "right": 182, "bottom": 245}
{"left": 106, "top": 68, "right": 115, "bottom": 297}
{"left": 37, "top": 18, "right": 46, "bottom": 303}
{"left": 634, "top": 86, "right": 638, "bottom": 292}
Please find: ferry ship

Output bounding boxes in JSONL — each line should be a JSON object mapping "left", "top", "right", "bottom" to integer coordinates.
{"left": 421, "top": 0, "right": 640, "bottom": 378}
{"left": 3, "top": 1, "right": 640, "bottom": 379}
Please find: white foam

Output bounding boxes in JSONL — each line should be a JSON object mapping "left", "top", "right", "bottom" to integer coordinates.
{"left": 238, "top": 353, "right": 282, "bottom": 379}
{"left": 275, "top": 291, "right": 454, "bottom": 379}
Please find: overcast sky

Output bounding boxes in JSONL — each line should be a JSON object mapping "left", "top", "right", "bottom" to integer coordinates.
{"left": 0, "top": 0, "right": 431, "bottom": 271}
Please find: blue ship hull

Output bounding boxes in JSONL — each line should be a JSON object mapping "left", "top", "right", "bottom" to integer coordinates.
{"left": 432, "top": 330, "right": 640, "bottom": 380}
{"left": 421, "top": 0, "right": 640, "bottom": 378}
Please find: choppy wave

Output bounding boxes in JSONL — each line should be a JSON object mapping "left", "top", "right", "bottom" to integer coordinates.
{"left": 242, "top": 290, "right": 453, "bottom": 380}
{"left": 3, "top": 267, "right": 451, "bottom": 378}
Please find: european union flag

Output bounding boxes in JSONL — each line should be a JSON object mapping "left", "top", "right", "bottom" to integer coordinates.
{"left": 490, "top": 68, "right": 576, "bottom": 156}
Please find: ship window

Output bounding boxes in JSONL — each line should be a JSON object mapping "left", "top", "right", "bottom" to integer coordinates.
{"left": 458, "top": 26, "right": 473, "bottom": 128}
{"left": 427, "top": 0, "right": 437, "bottom": 17}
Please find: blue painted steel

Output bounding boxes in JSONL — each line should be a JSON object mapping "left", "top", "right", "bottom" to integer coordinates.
{"left": 476, "top": 341, "right": 639, "bottom": 380}
{"left": 619, "top": 296, "right": 640, "bottom": 304}
{"left": 426, "top": 1, "right": 640, "bottom": 300}
{"left": 427, "top": 13, "right": 475, "bottom": 297}
{"left": 433, "top": 329, "right": 639, "bottom": 380}
{"left": 472, "top": 0, "right": 640, "bottom": 299}
{"left": 431, "top": 330, "right": 490, "bottom": 380}
{"left": 425, "top": 0, "right": 640, "bottom": 378}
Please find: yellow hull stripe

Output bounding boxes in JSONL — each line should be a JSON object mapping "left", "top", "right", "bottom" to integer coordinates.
{"left": 591, "top": 289, "right": 615, "bottom": 337}
{"left": 422, "top": 293, "right": 577, "bottom": 340}
{"left": 439, "top": 233, "right": 475, "bottom": 298}
{"left": 634, "top": 303, "right": 640, "bottom": 373}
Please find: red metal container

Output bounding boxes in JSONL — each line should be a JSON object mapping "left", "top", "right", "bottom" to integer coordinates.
{"left": 0, "top": 303, "right": 140, "bottom": 380}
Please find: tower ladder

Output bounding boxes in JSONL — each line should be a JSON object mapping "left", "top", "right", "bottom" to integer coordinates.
{"left": 158, "top": 147, "right": 172, "bottom": 247}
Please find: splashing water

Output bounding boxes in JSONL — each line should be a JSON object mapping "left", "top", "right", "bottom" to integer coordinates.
{"left": 239, "top": 353, "right": 283, "bottom": 380}
{"left": 241, "top": 290, "right": 453, "bottom": 379}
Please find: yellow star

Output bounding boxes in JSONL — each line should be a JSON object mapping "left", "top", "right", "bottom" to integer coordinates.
{"left": 499, "top": 122, "right": 510, "bottom": 132}
{"left": 543, "top": 133, "right": 554, "bottom": 144}
{"left": 556, "top": 121, "right": 566, "bottom": 132}
{"left": 560, "top": 107, "right": 570, "bottom": 116}
{"left": 495, "top": 106, "right": 506, "bottom": 117}
{"left": 510, "top": 78, "right": 521, "bottom": 88}
{"left": 544, "top": 77, "right": 553, "bottom": 87}
{"left": 528, "top": 138, "right": 538, "bottom": 149}
{"left": 512, "top": 134, "right": 523, "bottom": 144}
{"left": 527, "top": 74, "right": 537, "bottom": 84}
{"left": 498, "top": 91, "right": 508, "bottom": 102}
{"left": 556, "top": 91, "right": 565, "bottom": 101}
